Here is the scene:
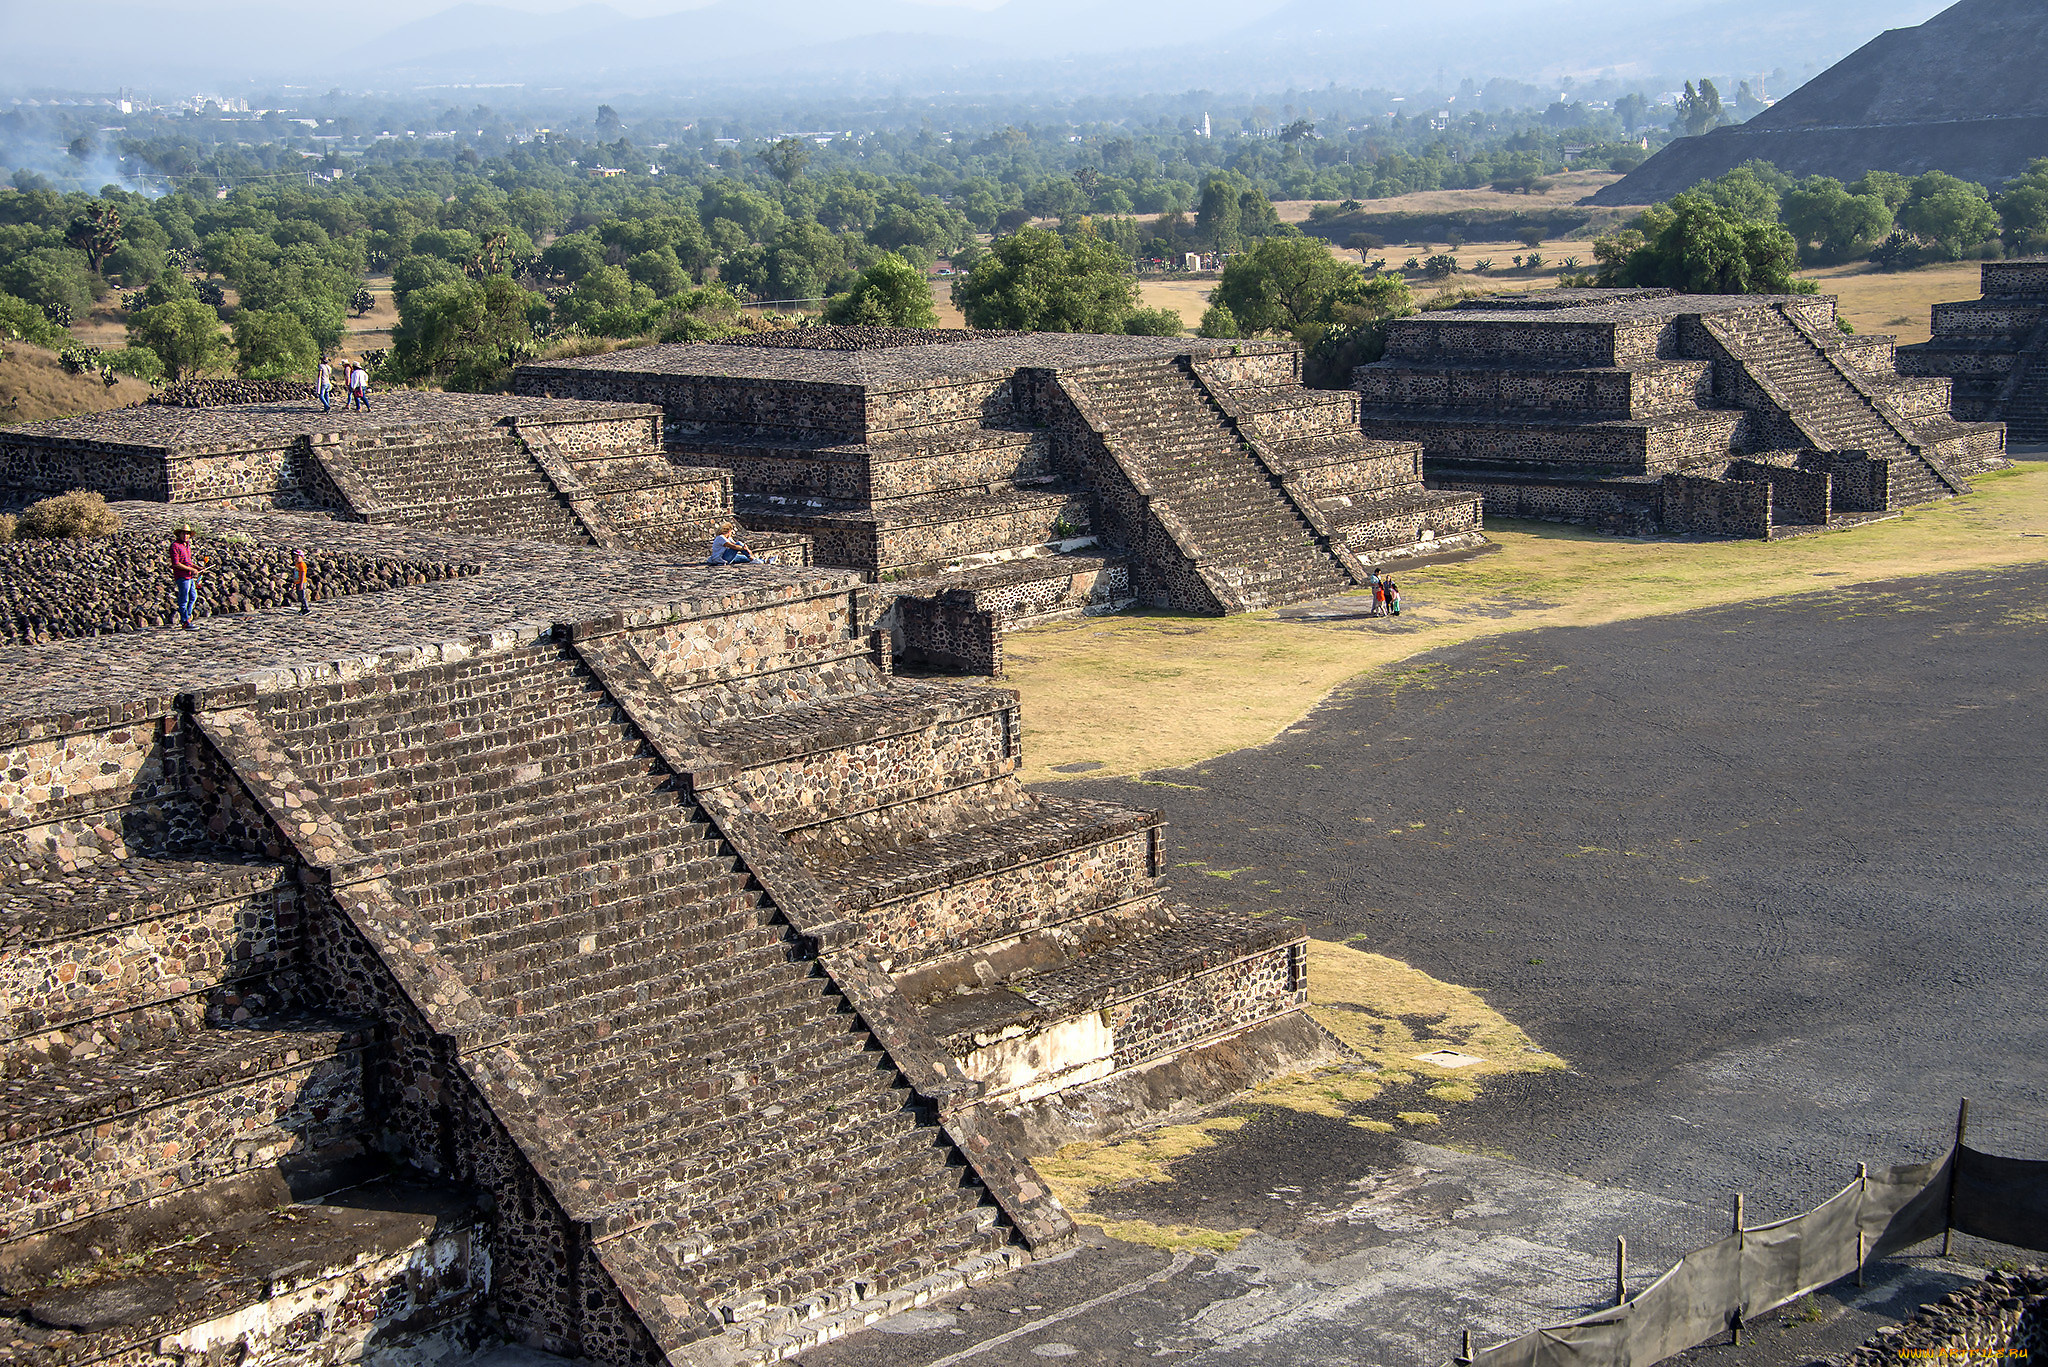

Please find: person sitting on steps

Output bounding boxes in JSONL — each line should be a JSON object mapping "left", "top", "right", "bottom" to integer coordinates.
{"left": 708, "top": 523, "right": 759, "bottom": 565}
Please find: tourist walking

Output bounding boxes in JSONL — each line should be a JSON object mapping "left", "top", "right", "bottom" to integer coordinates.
{"left": 292, "top": 547, "right": 312, "bottom": 615}
{"left": 170, "top": 526, "right": 206, "bottom": 629}
{"left": 316, "top": 356, "right": 333, "bottom": 412}
{"left": 347, "top": 363, "right": 370, "bottom": 411}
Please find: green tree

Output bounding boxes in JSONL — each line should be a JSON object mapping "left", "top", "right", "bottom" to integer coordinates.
{"left": 1849, "top": 171, "right": 1913, "bottom": 212}
{"left": 390, "top": 274, "right": 542, "bottom": 391}
{"left": 1997, "top": 159, "right": 2048, "bottom": 255}
{"left": 63, "top": 202, "right": 124, "bottom": 274}
{"left": 757, "top": 137, "right": 812, "bottom": 185}
{"left": 1211, "top": 236, "right": 1360, "bottom": 336}
{"left": 1, "top": 247, "right": 95, "bottom": 321}
{"left": 823, "top": 254, "right": 938, "bottom": 327}
{"left": 1604, "top": 192, "right": 1800, "bottom": 294}
{"left": 1674, "top": 80, "right": 1725, "bottom": 137}
{"left": 0, "top": 292, "right": 69, "bottom": 348}
{"left": 1197, "top": 175, "right": 1245, "bottom": 251}
{"left": 1196, "top": 303, "right": 1239, "bottom": 338}
{"left": 1779, "top": 177, "right": 1894, "bottom": 264}
{"left": 1703, "top": 164, "right": 1783, "bottom": 223}
{"left": 1897, "top": 172, "right": 1999, "bottom": 261}
{"left": 231, "top": 308, "right": 318, "bottom": 378}
{"left": 127, "top": 298, "right": 229, "bottom": 379}
{"left": 952, "top": 225, "right": 1138, "bottom": 333}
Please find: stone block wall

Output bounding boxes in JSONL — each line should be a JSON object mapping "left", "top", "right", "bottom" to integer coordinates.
{"left": 1984, "top": 260, "right": 2048, "bottom": 298}
{"left": 1662, "top": 472, "right": 1773, "bottom": 537}
{"left": 1730, "top": 459, "right": 1831, "bottom": 525}
{"left": 1434, "top": 475, "right": 1667, "bottom": 535}
{"left": 520, "top": 369, "right": 868, "bottom": 441}
{"left": 896, "top": 593, "right": 1002, "bottom": 675}
{"left": 866, "top": 374, "right": 1019, "bottom": 435}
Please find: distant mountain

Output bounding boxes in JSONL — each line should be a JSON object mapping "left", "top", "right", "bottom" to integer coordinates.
{"left": 1592, "top": 0, "right": 2048, "bottom": 203}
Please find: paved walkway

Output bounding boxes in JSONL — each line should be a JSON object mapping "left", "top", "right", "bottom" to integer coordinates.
{"left": 0, "top": 504, "right": 848, "bottom": 723}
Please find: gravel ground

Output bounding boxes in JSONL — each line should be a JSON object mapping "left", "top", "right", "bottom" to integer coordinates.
{"left": 1061, "top": 563, "right": 2048, "bottom": 1218}
{"left": 795, "top": 563, "right": 2047, "bottom": 1367}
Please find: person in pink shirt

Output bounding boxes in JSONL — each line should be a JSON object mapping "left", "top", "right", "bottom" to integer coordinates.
{"left": 170, "top": 526, "right": 207, "bottom": 629}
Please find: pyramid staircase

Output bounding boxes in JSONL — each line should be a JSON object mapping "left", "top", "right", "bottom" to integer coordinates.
{"left": 205, "top": 640, "right": 1020, "bottom": 1362}
{"left": 1055, "top": 358, "right": 1355, "bottom": 613}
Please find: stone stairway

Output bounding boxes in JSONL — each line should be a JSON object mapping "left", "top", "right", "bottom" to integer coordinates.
{"left": 246, "top": 643, "right": 1010, "bottom": 1355}
{"left": 1702, "top": 306, "right": 1958, "bottom": 508}
{"left": 1998, "top": 320, "right": 2048, "bottom": 441}
{"left": 1059, "top": 360, "right": 1351, "bottom": 612}
{"left": 338, "top": 427, "right": 591, "bottom": 542}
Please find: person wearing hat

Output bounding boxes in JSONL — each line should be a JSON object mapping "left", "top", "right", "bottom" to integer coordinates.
{"left": 170, "top": 526, "right": 208, "bottom": 629}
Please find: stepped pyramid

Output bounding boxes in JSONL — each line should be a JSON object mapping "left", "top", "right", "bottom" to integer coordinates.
{"left": 516, "top": 328, "right": 1486, "bottom": 670}
{"left": 1352, "top": 288, "right": 2008, "bottom": 538}
{"left": 0, "top": 517, "right": 1322, "bottom": 1366}
{"left": 1899, "top": 260, "right": 2048, "bottom": 442}
{"left": 0, "top": 391, "right": 809, "bottom": 564}
{"left": 1591, "top": 0, "right": 2048, "bottom": 204}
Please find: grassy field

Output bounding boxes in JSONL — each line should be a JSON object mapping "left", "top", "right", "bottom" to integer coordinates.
{"left": 1271, "top": 170, "right": 1633, "bottom": 222}
{"left": 0, "top": 340, "right": 152, "bottom": 425}
{"left": 988, "top": 462, "right": 2048, "bottom": 784}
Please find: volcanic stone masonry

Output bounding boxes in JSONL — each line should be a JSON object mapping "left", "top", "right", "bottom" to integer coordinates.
{"left": 1352, "top": 288, "right": 2011, "bottom": 537}
{"left": 514, "top": 328, "right": 1486, "bottom": 669}
{"left": 1898, "top": 260, "right": 2048, "bottom": 442}
{"left": 0, "top": 389, "right": 811, "bottom": 565}
{"left": 0, "top": 510, "right": 1324, "bottom": 1367}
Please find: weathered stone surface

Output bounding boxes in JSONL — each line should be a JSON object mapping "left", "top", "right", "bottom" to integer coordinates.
{"left": 1355, "top": 288, "right": 2009, "bottom": 536}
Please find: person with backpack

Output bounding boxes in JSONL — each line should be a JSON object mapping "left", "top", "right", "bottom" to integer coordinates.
{"left": 348, "top": 363, "right": 370, "bottom": 411}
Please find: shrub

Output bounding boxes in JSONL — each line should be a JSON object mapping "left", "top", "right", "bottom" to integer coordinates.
{"left": 1196, "top": 302, "right": 1240, "bottom": 338}
{"left": 1422, "top": 254, "right": 1459, "bottom": 280}
{"left": 1869, "top": 230, "right": 1919, "bottom": 271}
{"left": 1122, "top": 306, "right": 1184, "bottom": 336}
{"left": 1524, "top": 252, "right": 1546, "bottom": 270}
{"left": 0, "top": 292, "right": 69, "bottom": 348}
{"left": 57, "top": 343, "right": 101, "bottom": 375}
{"left": 1472, "top": 259, "right": 1493, "bottom": 274}
{"left": 17, "top": 490, "right": 121, "bottom": 540}
{"left": 101, "top": 346, "right": 165, "bottom": 382}
{"left": 1403, "top": 257, "right": 1421, "bottom": 272}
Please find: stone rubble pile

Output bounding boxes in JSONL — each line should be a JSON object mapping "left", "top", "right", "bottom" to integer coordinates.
{"left": 0, "top": 531, "right": 476, "bottom": 643}
{"left": 146, "top": 378, "right": 319, "bottom": 408}
{"left": 1845, "top": 1266, "right": 2047, "bottom": 1366}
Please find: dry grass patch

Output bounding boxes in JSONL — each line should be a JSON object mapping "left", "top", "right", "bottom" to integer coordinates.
{"left": 1271, "top": 172, "right": 1631, "bottom": 222}
{"left": 0, "top": 341, "right": 151, "bottom": 426}
{"left": 1793, "top": 260, "right": 1983, "bottom": 345}
{"left": 995, "top": 464, "right": 2048, "bottom": 782}
{"left": 1037, "top": 1114, "right": 1257, "bottom": 1251}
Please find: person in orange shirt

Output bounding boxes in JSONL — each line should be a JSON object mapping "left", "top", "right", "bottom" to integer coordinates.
{"left": 292, "top": 547, "right": 312, "bottom": 615}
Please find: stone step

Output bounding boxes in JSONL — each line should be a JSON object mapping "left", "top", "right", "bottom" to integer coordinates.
{"left": 476, "top": 906, "right": 792, "bottom": 1017}
{"left": 605, "top": 1037, "right": 897, "bottom": 1169}
{"left": 687, "top": 1170, "right": 990, "bottom": 1320}
{"left": 263, "top": 668, "right": 614, "bottom": 753}
{"left": 679, "top": 1141, "right": 962, "bottom": 1285}
{"left": 694, "top": 680, "right": 1018, "bottom": 830}
{"left": 0, "top": 1019, "right": 370, "bottom": 1242}
{"left": 313, "top": 718, "right": 652, "bottom": 819}
{"left": 451, "top": 868, "right": 762, "bottom": 962}
{"left": 523, "top": 963, "right": 838, "bottom": 1078}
